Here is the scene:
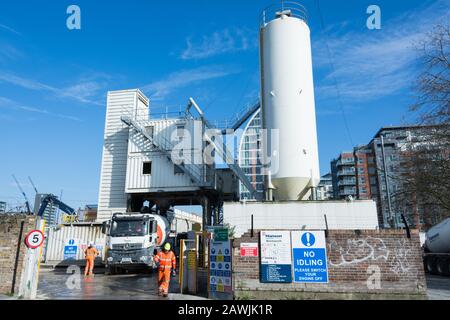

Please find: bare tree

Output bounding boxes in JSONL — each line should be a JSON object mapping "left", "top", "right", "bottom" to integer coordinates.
{"left": 411, "top": 24, "right": 449, "bottom": 125}
{"left": 395, "top": 24, "right": 450, "bottom": 229}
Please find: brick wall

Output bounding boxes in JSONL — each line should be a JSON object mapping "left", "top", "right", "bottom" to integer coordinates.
{"left": 0, "top": 214, "right": 36, "bottom": 295}
{"left": 232, "top": 229, "right": 427, "bottom": 300}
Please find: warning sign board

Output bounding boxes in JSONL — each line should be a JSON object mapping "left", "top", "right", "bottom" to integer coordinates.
{"left": 240, "top": 243, "right": 258, "bottom": 257}
{"left": 63, "top": 238, "right": 78, "bottom": 260}
{"left": 291, "top": 231, "right": 328, "bottom": 283}
{"left": 260, "top": 231, "right": 292, "bottom": 283}
{"left": 209, "top": 240, "right": 232, "bottom": 293}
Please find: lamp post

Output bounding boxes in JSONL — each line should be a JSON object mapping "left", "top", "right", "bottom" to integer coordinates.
{"left": 380, "top": 134, "right": 396, "bottom": 228}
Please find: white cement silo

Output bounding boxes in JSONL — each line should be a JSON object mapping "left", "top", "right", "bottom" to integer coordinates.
{"left": 260, "top": 3, "right": 320, "bottom": 200}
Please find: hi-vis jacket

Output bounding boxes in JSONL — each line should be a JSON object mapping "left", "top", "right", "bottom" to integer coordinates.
{"left": 154, "top": 251, "right": 176, "bottom": 271}
{"left": 85, "top": 247, "right": 98, "bottom": 259}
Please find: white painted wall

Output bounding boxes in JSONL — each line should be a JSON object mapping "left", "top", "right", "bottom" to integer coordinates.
{"left": 97, "top": 89, "right": 149, "bottom": 221}
{"left": 224, "top": 200, "right": 379, "bottom": 238}
{"left": 125, "top": 118, "right": 206, "bottom": 192}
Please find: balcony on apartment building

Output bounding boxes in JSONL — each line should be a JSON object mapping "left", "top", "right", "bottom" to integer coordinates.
{"left": 340, "top": 187, "right": 357, "bottom": 196}
{"left": 337, "top": 178, "right": 356, "bottom": 186}
{"left": 336, "top": 168, "right": 356, "bottom": 176}
{"left": 336, "top": 158, "right": 355, "bottom": 166}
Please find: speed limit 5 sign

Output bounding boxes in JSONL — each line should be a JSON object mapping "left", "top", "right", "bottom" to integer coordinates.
{"left": 25, "top": 230, "right": 45, "bottom": 249}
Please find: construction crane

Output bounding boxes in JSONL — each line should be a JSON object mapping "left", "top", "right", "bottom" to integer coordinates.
{"left": 12, "top": 174, "right": 32, "bottom": 215}
{"left": 28, "top": 176, "right": 39, "bottom": 194}
{"left": 36, "top": 194, "right": 76, "bottom": 218}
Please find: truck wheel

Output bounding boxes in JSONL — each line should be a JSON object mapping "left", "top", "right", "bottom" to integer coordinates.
{"left": 105, "top": 265, "right": 114, "bottom": 275}
{"left": 437, "top": 258, "right": 450, "bottom": 276}
{"left": 425, "top": 257, "right": 438, "bottom": 275}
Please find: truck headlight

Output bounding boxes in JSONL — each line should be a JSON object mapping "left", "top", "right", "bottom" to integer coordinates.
{"left": 140, "top": 256, "right": 147, "bottom": 262}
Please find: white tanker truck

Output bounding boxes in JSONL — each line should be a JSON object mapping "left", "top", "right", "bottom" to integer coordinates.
{"left": 101, "top": 212, "right": 172, "bottom": 274}
{"left": 423, "top": 217, "right": 450, "bottom": 276}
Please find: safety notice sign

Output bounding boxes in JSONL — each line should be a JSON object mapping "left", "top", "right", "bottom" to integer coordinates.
{"left": 240, "top": 243, "right": 258, "bottom": 257}
{"left": 63, "top": 238, "right": 78, "bottom": 260}
{"left": 260, "top": 231, "right": 292, "bottom": 283}
{"left": 209, "top": 240, "right": 232, "bottom": 293}
{"left": 291, "top": 231, "right": 328, "bottom": 283}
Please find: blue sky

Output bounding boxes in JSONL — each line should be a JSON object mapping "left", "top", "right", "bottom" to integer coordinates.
{"left": 0, "top": 0, "right": 449, "bottom": 210}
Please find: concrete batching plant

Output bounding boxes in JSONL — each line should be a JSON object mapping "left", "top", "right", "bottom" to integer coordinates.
{"left": 97, "top": 1, "right": 379, "bottom": 235}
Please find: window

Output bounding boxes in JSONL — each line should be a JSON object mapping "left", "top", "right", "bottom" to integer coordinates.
{"left": 143, "top": 162, "right": 152, "bottom": 175}
{"left": 176, "top": 124, "right": 185, "bottom": 138}
{"left": 146, "top": 126, "right": 154, "bottom": 139}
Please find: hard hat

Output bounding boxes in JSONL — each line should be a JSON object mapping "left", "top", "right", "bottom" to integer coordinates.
{"left": 89, "top": 242, "right": 94, "bottom": 247}
{"left": 163, "top": 243, "right": 171, "bottom": 251}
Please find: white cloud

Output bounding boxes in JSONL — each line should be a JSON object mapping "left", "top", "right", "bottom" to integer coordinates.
{"left": 0, "top": 72, "right": 56, "bottom": 91}
{"left": 0, "top": 23, "right": 21, "bottom": 36}
{"left": 180, "top": 28, "right": 255, "bottom": 60}
{"left": 141, "top": 65, "right": 239, "bottom": 100}
{"left": 0, "top": 71, "right": 104, "bottom": 106}
{"left": 314, "top": 0, "right": 450, "bottom": 103}
{"left": 0, "top": 96, "right": 82, "bottom": 122}
{"left": 63, "top": 81, "right": 104, "bottom": 100}
{"left": 0, "top": 43, "right": 24, "bottom": 63}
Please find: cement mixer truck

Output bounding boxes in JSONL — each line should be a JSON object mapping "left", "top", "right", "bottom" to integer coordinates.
{"left": 101, "top": 212, "right": 172, "bottom": 274}
{"left": 423, "top": 217, "right": 450, "bottom": 276}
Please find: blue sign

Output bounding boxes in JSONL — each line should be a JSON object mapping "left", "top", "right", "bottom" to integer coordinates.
{"left": 261, "top": 264, "right": 292, "bottom": 283}
{"left": 64, "top": 245, "right": 77, "bottom": 260}
{"left": 292, "top": 231, "right": 328, "bottom": 283}
{"left": 301, "top": 232, "right": 315, "bottom": 247}
{"left": 260, "top": 231, "right": 292, "bottom": 283}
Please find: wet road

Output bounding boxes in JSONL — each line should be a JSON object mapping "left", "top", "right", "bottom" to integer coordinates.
{"left": 426, "top": 274, "right": 450, "bottom": 300}
{"left": 35, "top": 268, "right": 450, "bottom": 300}
{"left": 37, "top": 268, "right": 205, "bottom": 300}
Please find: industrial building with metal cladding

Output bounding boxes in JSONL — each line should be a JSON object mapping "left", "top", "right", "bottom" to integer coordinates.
{"left": 0, "top": 2, "right": 435, "bottom": 300}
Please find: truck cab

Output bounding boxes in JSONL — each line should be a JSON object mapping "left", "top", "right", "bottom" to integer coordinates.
{"left": 102, "top": 212, "right": 160, "bottom": 273}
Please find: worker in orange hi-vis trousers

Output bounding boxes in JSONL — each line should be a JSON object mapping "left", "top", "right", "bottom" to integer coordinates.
{"left": 153, "top": 242, "right": 176, "bottom": 297}
{"left": 84, "top": 242, "right": 99, "bottom": 277}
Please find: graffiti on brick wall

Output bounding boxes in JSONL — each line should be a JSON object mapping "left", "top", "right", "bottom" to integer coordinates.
{"left": 389, "top": 239, "right": 415, "bottom": 275}
{"left": 328, "top": 237, "right": 416, "bottom": 276}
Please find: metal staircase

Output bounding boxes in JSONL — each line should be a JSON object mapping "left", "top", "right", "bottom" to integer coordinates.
{"left": 120, "top": 115, "right": 207, "bottom": 187}
{"left": 186, "top": 98, "right": 258, "bottom": 198}
{"left": 204, "top": 132, "right": 257, "bottom": 198}
{"left": 226, "top": 99, "right": 261, "bottom": 132}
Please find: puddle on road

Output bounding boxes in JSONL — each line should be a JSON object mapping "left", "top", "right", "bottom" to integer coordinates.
{"left": 37, "top": 270, "right": 175, "bottom": 300}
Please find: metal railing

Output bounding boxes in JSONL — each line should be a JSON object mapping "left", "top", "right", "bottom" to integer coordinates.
{"left": 261, "top": 1, "right": 308, "bottom": 26}
{"left": 226, "top": 99, "right": 261, "bottom": 131}
{"left": 337, "top": 170, "right": 356, "bottom": 176}
{"left": 120, "top": 111, "right": 210, "bottom": 187}
{"left": 337, "top": 179, "right": 356, "bottom": 186}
